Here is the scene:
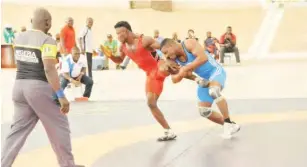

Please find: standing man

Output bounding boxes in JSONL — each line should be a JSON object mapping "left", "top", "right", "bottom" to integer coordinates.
{"left": 219, "top": 26, "right": 240, "bottom": 65}
{"left": 78, "top": 17, "right": 94, "bottom": 78}
{"left": 60, "top": 17, "right": 76, "bottom": 55}
{"left": 1, "top": 8, "right": 84, "bottom": 167}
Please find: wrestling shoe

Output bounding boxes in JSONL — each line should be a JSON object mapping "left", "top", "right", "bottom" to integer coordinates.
{"left": 222, "top": 122, "right": 241, "bottom": 139}
{"left": 229, "top": 121, "right": 241, "bottom": 135}
{"left": 157, "top": 130, "right": 177, "bottom": 142}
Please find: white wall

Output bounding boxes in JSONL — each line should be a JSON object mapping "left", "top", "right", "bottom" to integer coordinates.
{"left": 2, "top": 0, "right": 130, "bottom": 8}
{"left": 173, "top": 0, "right": 263, "bottom": 9}
{"left": 3, "top": 0, "right": 263, "bottom": 8}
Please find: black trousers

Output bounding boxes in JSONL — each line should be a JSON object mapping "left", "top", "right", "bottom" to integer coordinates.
{"left": 220, "top": 46, "right": 240, "bottom": 63}
{"left": 86, "top": 52, "right": 93, "bottom": 79}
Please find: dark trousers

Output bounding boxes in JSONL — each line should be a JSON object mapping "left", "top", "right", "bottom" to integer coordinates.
{"left": 60, "top": 75, "right": 93, "bottom": 98}
{"left": 220, "top": 46, "right": 240, "bottom": 63}
{"left": 86, "top": 52, "right": 93, "bottom": 78}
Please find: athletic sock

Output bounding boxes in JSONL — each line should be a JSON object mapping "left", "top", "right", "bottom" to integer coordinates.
{"left": 224, "top": 118, "right": 231, "bottom": 123}
{"left": 165, "top": 128, "right": 172, "bottom": 133}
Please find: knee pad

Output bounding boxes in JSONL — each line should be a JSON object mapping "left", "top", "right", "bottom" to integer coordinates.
{"left": 209, "top": 86, "right": 223, "bottom": 102}
{"left": 198, "top": 107, "right": 213, "bottom": 118}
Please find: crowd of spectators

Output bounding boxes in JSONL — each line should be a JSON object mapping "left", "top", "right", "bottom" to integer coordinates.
{"left": 3, "top": 19, "right": 241, "bottom": 80}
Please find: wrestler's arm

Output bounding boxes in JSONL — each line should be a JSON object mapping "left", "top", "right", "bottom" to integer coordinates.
{"left": 142, "top": 36, "right": 160, "bottom": 50}
{"left": 182, "top": 39, "right": 208, "bottom": 72}
{"left": 101, "top": 44, "right": 125, "bottom": 64}
{"left": 171, "top": 70, "right": 196, "bottom": 83}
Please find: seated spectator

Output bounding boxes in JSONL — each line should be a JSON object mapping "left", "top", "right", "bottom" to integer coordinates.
{"left": 3, "top": 24, "right": 15, "bottom": 44}
{"left": 204, "top": 31, "right": 219, "bottom": 60}
{"left": 58, "top": 46, "right": 93, "bottom": 99}
{"left": 154, "top": 29, "right": 164, "bottom": 43}
{"left": 104, "top": 34, "right": 119, "bottom": 69}
{"left": 219, "top": 26, "right": 240, "bottom": 65}
{"left": 172, "top": 32, "right": 181, "bottom": 43}
{"left": 150, "top": 30, "right": 164, "bottom": 60}
{"left": 186, "top": 29, "right": 199, "bottom": 41}
{"left": 120, "top": 56, "right": 130, "bottom": 70}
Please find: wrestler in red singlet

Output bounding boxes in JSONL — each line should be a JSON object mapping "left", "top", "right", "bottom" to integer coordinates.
{"left": 107, "top": 21, "right": 177, "bottom": 141}
{"left": 121, "top": 35, "right": 167, "bottom": 95}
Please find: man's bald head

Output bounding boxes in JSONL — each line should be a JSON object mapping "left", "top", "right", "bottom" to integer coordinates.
{"left": 31, "top": 8, "right": 52, "bottom": 33}
{"left": 66, "top": 17, "right": 74, "bottom": 27}
{"left": 71, "top": 46, "right": 81, "bottom": 62}
{"left": 86, "top": 17, "right": 93, "bottom": 28}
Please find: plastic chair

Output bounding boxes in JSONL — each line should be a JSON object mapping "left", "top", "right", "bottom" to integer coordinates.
{"left": 224, "top": 52, "right": 235, "bottom": 64}
{"left": 66, "top": 83, "right": 88, "bottom": 102}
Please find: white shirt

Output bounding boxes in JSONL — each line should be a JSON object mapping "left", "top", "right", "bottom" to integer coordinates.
{"left": 79, "top": 26, "right": 93, "bottom": 53}
{"left": 61, "top": 54, "right": 87, "bottom": 78}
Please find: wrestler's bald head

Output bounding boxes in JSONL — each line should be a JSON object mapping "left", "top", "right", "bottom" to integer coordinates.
{"left": 31, "top": 7, "right": 52, "bottom": 33}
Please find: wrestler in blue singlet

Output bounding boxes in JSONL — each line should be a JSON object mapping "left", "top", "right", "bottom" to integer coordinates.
{"left": 175, "top": 42, "right": 226, "bottom": 103}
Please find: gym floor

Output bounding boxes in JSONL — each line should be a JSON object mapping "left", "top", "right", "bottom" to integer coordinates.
{"left": 2, "top": 99, "right": 307, "bottom": 167}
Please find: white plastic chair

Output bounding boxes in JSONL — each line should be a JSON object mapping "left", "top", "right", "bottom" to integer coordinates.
{"left": 65, "top": 83, "right": 84, "bottom": 101}
{"left": 224, "top": 52, "right": 235, "bottom": 64}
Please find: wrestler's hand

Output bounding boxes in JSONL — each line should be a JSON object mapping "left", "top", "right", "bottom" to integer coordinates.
{"left": 195, "top": 77, "right": 210, "bottom": 88}
{"left": 165, "top": 60, "right": 180, "bottom": 74}
{"left": 71, "top": 79, "right": 81, "bottom": 87}
{"left": 178, "top": 66, "right": 189, "bottom": 77}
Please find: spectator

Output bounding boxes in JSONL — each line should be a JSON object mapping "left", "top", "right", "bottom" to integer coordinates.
{"left": 60, "top": 17, "right": 76, "bottom": 56}
{"left": 78, "top": 17, "right": 94, "bottom": 78}
{"left": 172, "top": 32, "right": 181, "bottom": 43}
{"left": 3, "top": 24, "right": 15, "bottom": 44}
{"left": 55, "top": 33, "right": 62, "bottom": 62}
{"left": 154, "top": 29, "right": 164, "bottom": 43}
{"left": 151, "top": 30, "right": 163, "bottom": 59}
{"left": 204, "top": 31, "right": 219, "bottom": 60}
{"left": 219, "top": 26, "right": 240, "bottom": 65}
{"left": 119, "top": 56, "right": 130, "bottom": 70}
{"left": 186, "top": 29, "right": 199, "bottom": 41}
{"left": 59, "top": 46, "right": 93, "bottom": 99}
{"left": 103, "top": 34, "right": 118, "bottom": 70}
{"left": 20, "top": 26, "right": 26, "bottom": 32}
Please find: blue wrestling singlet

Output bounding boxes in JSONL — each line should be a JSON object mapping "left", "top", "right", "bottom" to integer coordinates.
{"left": 175, "top": 42, "right": 226, "bottom": 103}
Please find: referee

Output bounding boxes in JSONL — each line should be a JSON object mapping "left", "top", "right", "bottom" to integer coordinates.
{"left": 1, "top": 8, "right": 84, "bottom": 167}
